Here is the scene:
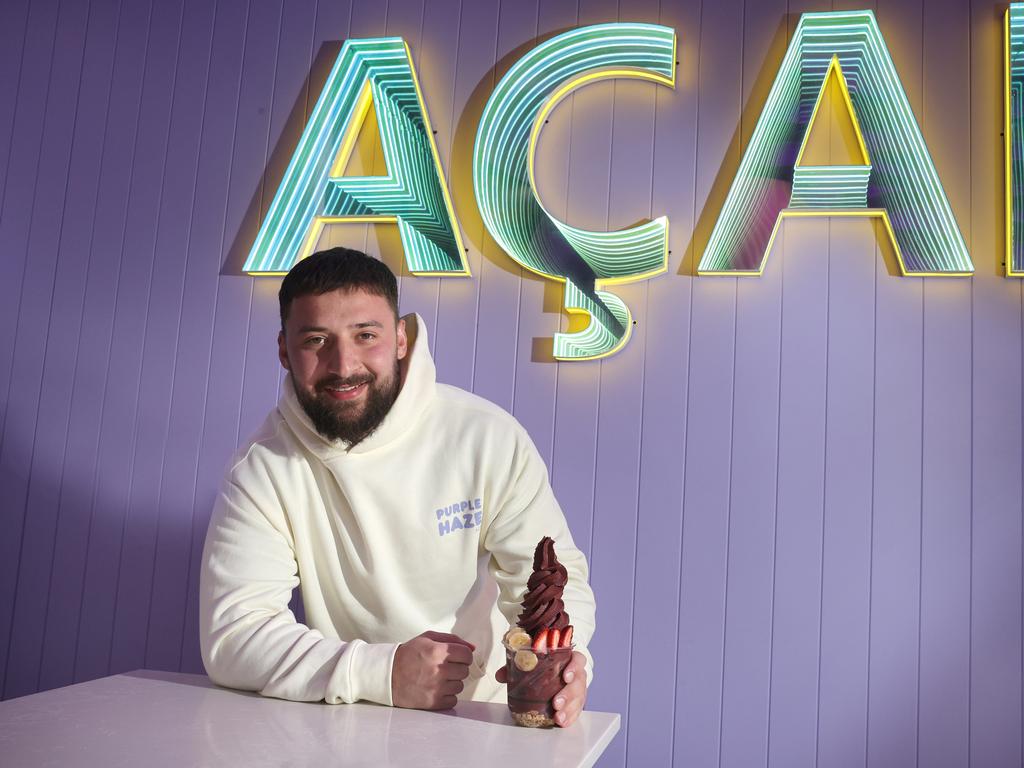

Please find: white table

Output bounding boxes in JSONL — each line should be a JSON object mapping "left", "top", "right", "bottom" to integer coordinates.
{"left": 0, "top": 670, "right": 620, "bottom": 767}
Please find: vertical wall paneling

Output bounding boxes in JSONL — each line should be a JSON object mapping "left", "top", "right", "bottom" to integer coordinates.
{"left": 71, "top": 0, "right": 155, "bottom": 686}
{"left": 235, "top": 0, "right": 314, "bottom": 447}
{"left": 718, "top": 2, "right": 787, "bottom": 765}
{"left": 177, "top": 0, "right": 261, "bottom": 676}
{"left": 549, "top": 0, "right": 620, "bottom": 560}
{"left": 970, "top": 0, "right": 1024, "bottom": 764}
{"left": 673, "top": 0, "right": 742, "bottom": 764}
{"left": 430, "top": 0, "right": 494, "bottom": 392}
{"left": 36, "top": 0, "right": 124, "bottom": 694}
{"left": 466, "top": 0, "right": 537, "bottom": 413}
{"left": 0, "top": 0, "right": 32, "bottom": 401}
{"left": 511, "top": 0, "right": 578, "bottom": 470}
{"left": 3, "top": 0, "right": 97, "bottom": 700}
{"left": 765, "top": 7, "right": 834, "bottom": 763}
{"left": 623, "top": 1, "right": 699, "bottom": 765}
{"left": 0, "top": 0, "right": 30, "bottom": 229}
{"left": 138, "top": 0, "right": 219, "bottom": 676}
{"left": 918, "top": 0, "right": 973, "bottom": 764}
{"left": 815, "top": 5, "right": 877, "bottom": 767}
{"left": 142, "top": 0, "right": 244, "bottom": 676}
{"left": 815, "top": 215, "right": 875, "bottom": 767}
{"left": 0, "top": 0, "right": 58, "bottom": 695}
{"left": 106, "top": 0, "right": 201, "bottom": 678}
{"left": 2, "top": 4, "right": 1023, "bottom": 768}
{"left": 585, "top": 2, "right": 660, "bottom": 766}
{"left": 867, "top": 6, "right": 926, "bottom": 765}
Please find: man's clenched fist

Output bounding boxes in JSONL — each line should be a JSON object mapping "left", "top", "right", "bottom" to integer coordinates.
{"left": 391, "top": 631, "right": 474, "bottom": 710}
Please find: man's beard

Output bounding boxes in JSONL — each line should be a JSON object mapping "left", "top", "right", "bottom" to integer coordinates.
{"left": 292, "top": 361, "right": 401, "bottom": 448}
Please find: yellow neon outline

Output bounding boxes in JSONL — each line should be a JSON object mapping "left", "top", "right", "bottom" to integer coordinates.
{"left": 795, "top": 55, "right": 871, "bottom": 168}
{"left": 1006, "top": 9, "right": 1022, "bottom": 277}
{"left": 247, "top": 48, "right": 470, "bottom": 277}
{"left": 697, "top": 208, "right": 972, "bottom": 277}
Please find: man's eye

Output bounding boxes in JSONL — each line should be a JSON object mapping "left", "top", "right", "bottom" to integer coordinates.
{"left": 358, "top": 332, "right": 376, "bottom": 341}
{"left": 305, "top": 337, "right": 326, "bottom": 346}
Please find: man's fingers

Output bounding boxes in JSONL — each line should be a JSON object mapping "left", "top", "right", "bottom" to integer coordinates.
{"left": 434, "top": 694, "right": 458, "bottom": 710}
{"left": 441, "top": 679, "right": 465, "bottom": 696}
{"left": 563, "top": 651, "right": 586, "bottom": 683}
{"left": 423, "top": 631, "right": 475, "bottom": 651}
{"left": 444, "top": 642, "right": 474, "bottom": 666}
{"left": 494, "top": 666, "right": 508, "bottom": 684}
{"left": 555, "top": 700, "right": 582, "bottom": 728}
{"left": 442, "top": 660, "right": 470, "bottom": 680}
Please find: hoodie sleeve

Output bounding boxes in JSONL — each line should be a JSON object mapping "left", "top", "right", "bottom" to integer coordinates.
{"left": 481, "top": 425, "right": 596, "bottom": 683}
{"left": 199, "top": 457, "right": 397, "bottom": 705}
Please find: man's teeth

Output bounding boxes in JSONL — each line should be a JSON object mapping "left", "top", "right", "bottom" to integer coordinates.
{"left": 327, "top": 383, "right": 361, "bottom": 392}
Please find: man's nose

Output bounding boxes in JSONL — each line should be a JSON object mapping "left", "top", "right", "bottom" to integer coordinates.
{"left": 325, "top": 339, "right": 360, "bottom": 378}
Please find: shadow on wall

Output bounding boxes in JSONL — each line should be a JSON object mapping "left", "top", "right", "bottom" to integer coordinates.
{"left": 0, "top": 404, "right": 306, "bottom": 701}
{"left": 221, "top": 41, "right": 343, "bottom": 277}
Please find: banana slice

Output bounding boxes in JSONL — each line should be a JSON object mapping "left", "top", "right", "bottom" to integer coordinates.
{"left": 514, "top": 649, "right": 538, "bottom": 672}
{"left": 504, "top": 628, "right": 532, "bottom": 649}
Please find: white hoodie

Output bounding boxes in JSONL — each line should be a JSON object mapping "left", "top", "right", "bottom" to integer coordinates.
{"left": 199, "top": 315, "right": 596, "bottom": 706}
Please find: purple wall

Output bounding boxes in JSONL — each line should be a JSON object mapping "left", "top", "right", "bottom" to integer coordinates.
{"left": 1, "top": 0, "right": 1021, "bottom": 765}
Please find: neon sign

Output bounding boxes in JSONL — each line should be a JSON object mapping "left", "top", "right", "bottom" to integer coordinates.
{"left": 243, "top": 38, "right": 467, "bottom": 276}
{"left": 472, "top": 23, "right": 675, "bottom": 360}
{"left": 699, "top": 10, "right": 972, "bottom": 276}
{"left": 245, "top": 11, "right": 998, "bottom": 360}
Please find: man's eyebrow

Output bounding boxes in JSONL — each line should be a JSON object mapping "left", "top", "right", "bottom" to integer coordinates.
{"left": 295, "top": 321, "right": 384, "bottom": 334}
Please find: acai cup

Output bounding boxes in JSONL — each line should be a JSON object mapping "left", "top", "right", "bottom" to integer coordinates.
{"left": 503, "top": 626, "right": 574, "bottom": 727}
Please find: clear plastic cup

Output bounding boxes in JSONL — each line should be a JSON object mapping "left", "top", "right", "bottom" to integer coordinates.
{"left": 504, "top": 641, "right": 575, "bottom": 728}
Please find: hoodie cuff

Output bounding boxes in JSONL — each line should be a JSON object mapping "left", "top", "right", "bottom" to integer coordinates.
{"left": 329, "top": 640, "right": 399, "bottom": 706}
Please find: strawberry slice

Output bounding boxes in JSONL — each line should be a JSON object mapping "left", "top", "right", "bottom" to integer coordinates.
{"left": 532, "top": 628, "right": 549, "bottom": 652}
{"left": 561, "top": 625, "right": 573, "bottom": 648}
{"left": 549, "top": 628, "right": 561, "bottom": 649}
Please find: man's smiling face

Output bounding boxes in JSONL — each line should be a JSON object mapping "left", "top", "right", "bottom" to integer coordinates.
{"left": 278, "top": 288, "right": 408, "bottom": 447}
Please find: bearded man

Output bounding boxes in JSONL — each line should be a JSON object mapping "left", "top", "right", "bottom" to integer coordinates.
{"left": 199, "top": 247, "right": 595, "bottom": 726}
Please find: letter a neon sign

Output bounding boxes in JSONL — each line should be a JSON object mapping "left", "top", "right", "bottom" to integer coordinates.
{"left": 243, "top": 38, "right": 467, "bottom": 276}
{"left": 699, "top": 10, "right": 973, "bottom": 276}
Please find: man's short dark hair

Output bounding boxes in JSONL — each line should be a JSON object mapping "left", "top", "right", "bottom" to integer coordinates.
{"left": 278, "top": 247, "right": 399, "bottom": 330}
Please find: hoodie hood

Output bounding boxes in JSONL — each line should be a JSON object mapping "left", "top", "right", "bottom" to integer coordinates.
{"left": 278, "top": 313, "right": 437, "bottom": 458}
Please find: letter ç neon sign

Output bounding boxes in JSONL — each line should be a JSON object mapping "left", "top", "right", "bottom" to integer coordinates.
{"left": 245, "top": 10, "right": 1012, "bottom": 361}
{"left": 473, "top": 23, "right": 676, "bottom": 360}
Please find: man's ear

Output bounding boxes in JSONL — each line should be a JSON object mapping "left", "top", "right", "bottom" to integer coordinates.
{"left": 277, "top": 330, "right": 290, "bottom": 371}
{"left": 396, "top": 317, "right": 408, "bottom": 360}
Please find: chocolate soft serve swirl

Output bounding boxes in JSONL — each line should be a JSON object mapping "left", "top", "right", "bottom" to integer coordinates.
{"left": 517, "top": 537, "right": 570, "bottom": 635}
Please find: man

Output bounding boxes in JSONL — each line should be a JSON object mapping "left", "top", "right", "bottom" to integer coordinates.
{"left": 199, "top": 247, "right": 595, "bottom": 726}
